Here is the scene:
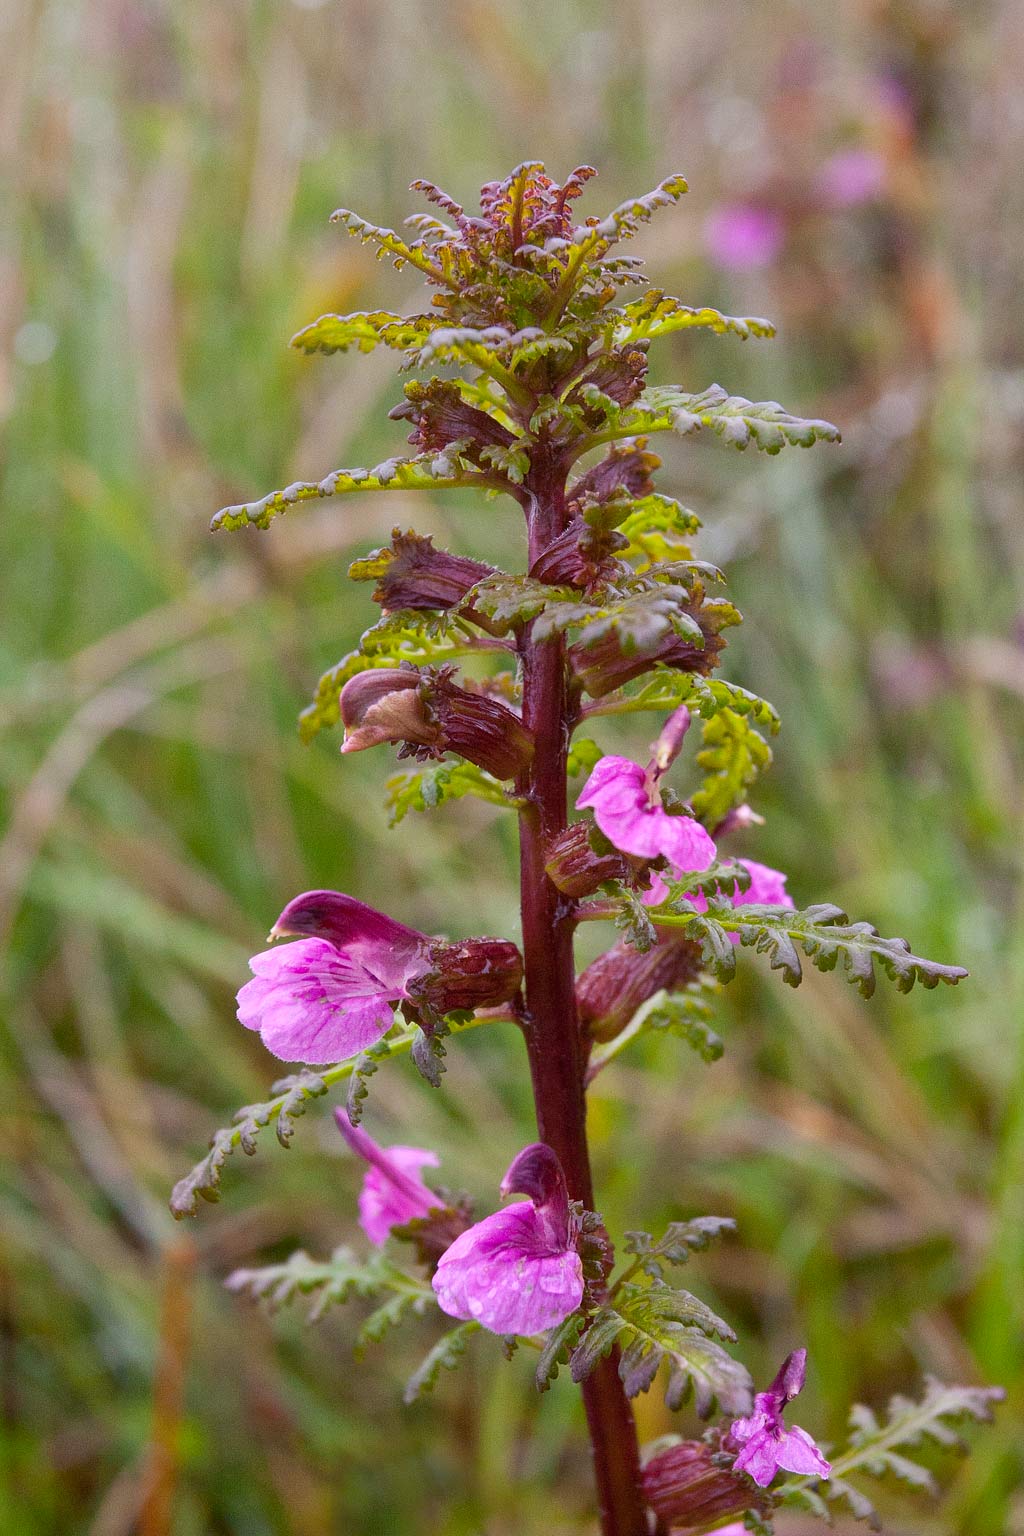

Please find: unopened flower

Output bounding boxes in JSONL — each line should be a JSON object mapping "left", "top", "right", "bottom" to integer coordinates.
{"left": 529, "top": 518, "right": 628, "bottom": 590}
{"left": 727, "top": 1349, "right": 831, "bottom": 1488}
{"left": 704, "top": 203, "right": 784, "bottom": 270}
{"left": 340, "top": 664, "right": 533, "bottom": 780}
{"left": 576, "top": 933, "right": 703, "bottom": 1042}
{"left": 576, "top": 754, "right": 716, "bottom": 874}
{"left": 642, "top": 1437, "right": 770, "bottom": 1530}
{"left": 567, "top": 440, "right": 661, "bottom": 510}
{"left": 334, "top": 1112, "right": 441, "bottom": 1244}
{"left": 349, "top": 527, "right": 495, "bottom": 613}
{"left": 237, "top": 890, "right": 522, "bottom": 1063}
{"left": 569, "top": 601, "right": 731, "bottom": 697}
{"left": 432, "top": 1143, "right": 584, "bottom": 1336}
{"left": 545, "top": 820, "right": 638, "bottom": 899}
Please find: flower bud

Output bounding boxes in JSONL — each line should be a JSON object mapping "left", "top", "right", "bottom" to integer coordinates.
{"left": 411, "top": 936, "right": 524, "bottom": 1017}
{"left": 576, "top": 934, "right": 702, "bottom": 1043}
{"left": 529, "top": 518, "right": 628, "bottom": 590}
{"left": 389, "top": 377, "right": 515, "bottom": 459}
{"left": 642, "top": 1438, "right": 769, "bottom": 1530}
{"left": 569, "top": 617, "right": 727, "bottom": 698}
{"left": 349, "top": 528, "right": 495, "bottom": 613}
{"left": 340, "top": 665, "right": 534, "bottom": 780}
{"left": 567, "top": 440, "right": 661, "bottom": 510}
{"left": 340, "top": 668, "right": 439, "bottom": 753}
{"left": 545, "top": 821, "right": 637, "bottom": 898}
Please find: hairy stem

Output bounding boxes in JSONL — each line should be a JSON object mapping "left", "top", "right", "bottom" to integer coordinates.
{"left": 516, "top": 454, "right": 647, "bottom": 1536}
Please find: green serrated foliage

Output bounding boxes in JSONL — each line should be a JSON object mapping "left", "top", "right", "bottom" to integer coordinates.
{"left": 346, "top": 1037, "right": 393, "bottom": 1124}
{"left": 673, "top": 901, "right": 968, "bottom": 997}
{"left": 612, "top": 494, "right": 703, "bottom": 566}
{"left": 411, "top": 1022, "right": 449, "bottom": 1087}
{"left": 691, "top": 708, "right": 773, "bottom": 827}
{"left": 588, "top": 383, "right": 841, "bottom": 455}
{"left": 535, "top": 1312, "right": 587, "bottom": 1393}
{"left": 780, "top": 1377, "right": 1003, "bottom": 1528}
{"left": 225, "top": 1244, "right": 431, "bottom": 1324}
{"left": 290, "top": 309, "right": 438, "bottom": 356}
{"left": 588, "top": 668, "right": 780, "bottom": 731}
{"left": 467, "top": 574, "right": 573, "bottom": 632}
{"left": 642, "top": 989, "right": 724, "bottom": 1062}
{"left": 742, "top": 1507, "right": 776, "bottom": 1536}
{"left": 570, "top": 1283, "right": 752, "bottom": 1418}
{"left": 169, "top": 1068, "right": 333, "bottom": 1217}
{"left": 212, "top": 449, "right": 493, "bottom": 532}
{"left": 403, "top": 1321, "right": 480, "bottom": 1404}
{"left": 384, "top": 760, "right": 516, "bottom": 825}
{"left": 621, "top": 1217, "right": 736, "bottom": 1281}
{"left": 615, "top": 889, "right": 658, "bottom": 953}
{"left": 614, "top": 291, "right": 776, "bottom": 345}
{"left": 355, "top": 1291, "right": 424, "bottom": 1356}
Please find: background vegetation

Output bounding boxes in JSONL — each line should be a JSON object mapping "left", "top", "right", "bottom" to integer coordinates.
{"left": 1, "top": 1, "right": 1021, "bottom": 1531}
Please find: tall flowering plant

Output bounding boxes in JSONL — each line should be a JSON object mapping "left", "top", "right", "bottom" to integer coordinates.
{"left": 174, "top": 165, "right": 998, "bottom": 1535}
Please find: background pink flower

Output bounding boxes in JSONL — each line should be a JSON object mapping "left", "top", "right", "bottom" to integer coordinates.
{"left": 335, "top": 1111, "right": 440, "bottom": 1245}
{"left": 704, "top": 203, "right": 784, "bottom": 269}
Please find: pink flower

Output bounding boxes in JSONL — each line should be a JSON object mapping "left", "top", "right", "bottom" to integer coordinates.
{"left": 819, "top": 148, "right": 885, "bottom": 208}
{"left": 334, "top": 1111, "right": 440, "bottom": 1245}
{"left": 704, "top": 203, "right": 784, "bottom": 270}
{"left": 728, "top": 1349, "right": 831, "bottom": 1488}
{"left": 237, "top": 890, "right": 523, "bottom": 1064}
{"left": 432, "top": 1144, "right": 584, "bottom": 1336}
{"left": 576, "top": 756, "right": 716, "bottom": 874}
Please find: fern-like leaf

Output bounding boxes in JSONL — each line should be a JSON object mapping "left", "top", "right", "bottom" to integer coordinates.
{"left": 404, "top": 1321, "right": 480, "bottom": 1403}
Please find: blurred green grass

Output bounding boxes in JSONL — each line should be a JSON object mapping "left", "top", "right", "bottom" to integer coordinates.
{"left": 1, "top": 0, "right": 1022, "bottom": 1531}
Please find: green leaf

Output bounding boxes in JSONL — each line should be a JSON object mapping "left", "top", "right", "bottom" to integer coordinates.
{"left": 468, "top": 574, "right": 572, "bottom": 632}
{"left": 225, "top": 1244, "right": 430, "bottom": 1323}
{"left": 570, "top": 1284, "right": 752, "bottom": 1418}
{"left": 385, "top": 760, "right": 517, "bottom": 825}
{"left": 404, "top": 1321, "right": 480, "bottom": 1403}
{"left": 346, "top": 1038, "right": 393, "bottom": 1125}
{"left": 642, "top": 987, "right": 724, "bottom": 1063}
{"left": 411, "top": 1022, "right": 449, "bottom": 1087}
{"left": 329, "top": 207, "right": 457, "bottom": 285}
{"left": 535, "top": 1312, "right": 587, "bottom": 1393}
{"left": 691, "top": 708, "right": 773, "bottom": 826}
{"left": 211, "top": 449, "right": 489, "bottom": 532}
{"left": 587, "top": 669, "right": 780, "bottom": 732}
{"left": 610, "top": 494, "right": 703, "bottom": 565}
{"left": 615, "top": 888, "right": 658, "bottom": 953}
{"left": 355, "top": 1291, "right": 424, "bottom": 1355}
{"left": 170, "top": 1068, "right": 334, "bottom": 1217}
{"left": 780, "top": 1376, "right": 1004, "bottom": 1526}
{"left": 566, "top": 736, "right": 604, "bottom": 777}
{"left": 674, "top": 900, "right": 969, "bottom": 997}
{"left": 589, "top": 383, "right": 840, "bottom": 455}
{"left": 615, "top": 291, "right": 776, "bottom": 345}
{"left": 290, "top": 309, "right": 438, "bottom": 356}
{"left": 621, "top": 1217, "right": 736, "bottom": 1282}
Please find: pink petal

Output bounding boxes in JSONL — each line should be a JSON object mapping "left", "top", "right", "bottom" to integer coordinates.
{"left": 432, "top": 1202, "right": 583, "bottom": 1336}
{"left": 740, "top": 859, "right": 794, "bottom": 909}
{"left": 775, "top": 1426, "right": 831, "bottom": 1479}
{"left": 732, "top": 1432, "right": 782, "bottom": 1487}
{"left": 237, "top": 938, "right": 396, "bottom": 1063}
{"left": 271, "top": 890, "right": 430, "bottom": 993}
{"left": 359, "top": 1147, "right": 441, "bottom": 1246}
